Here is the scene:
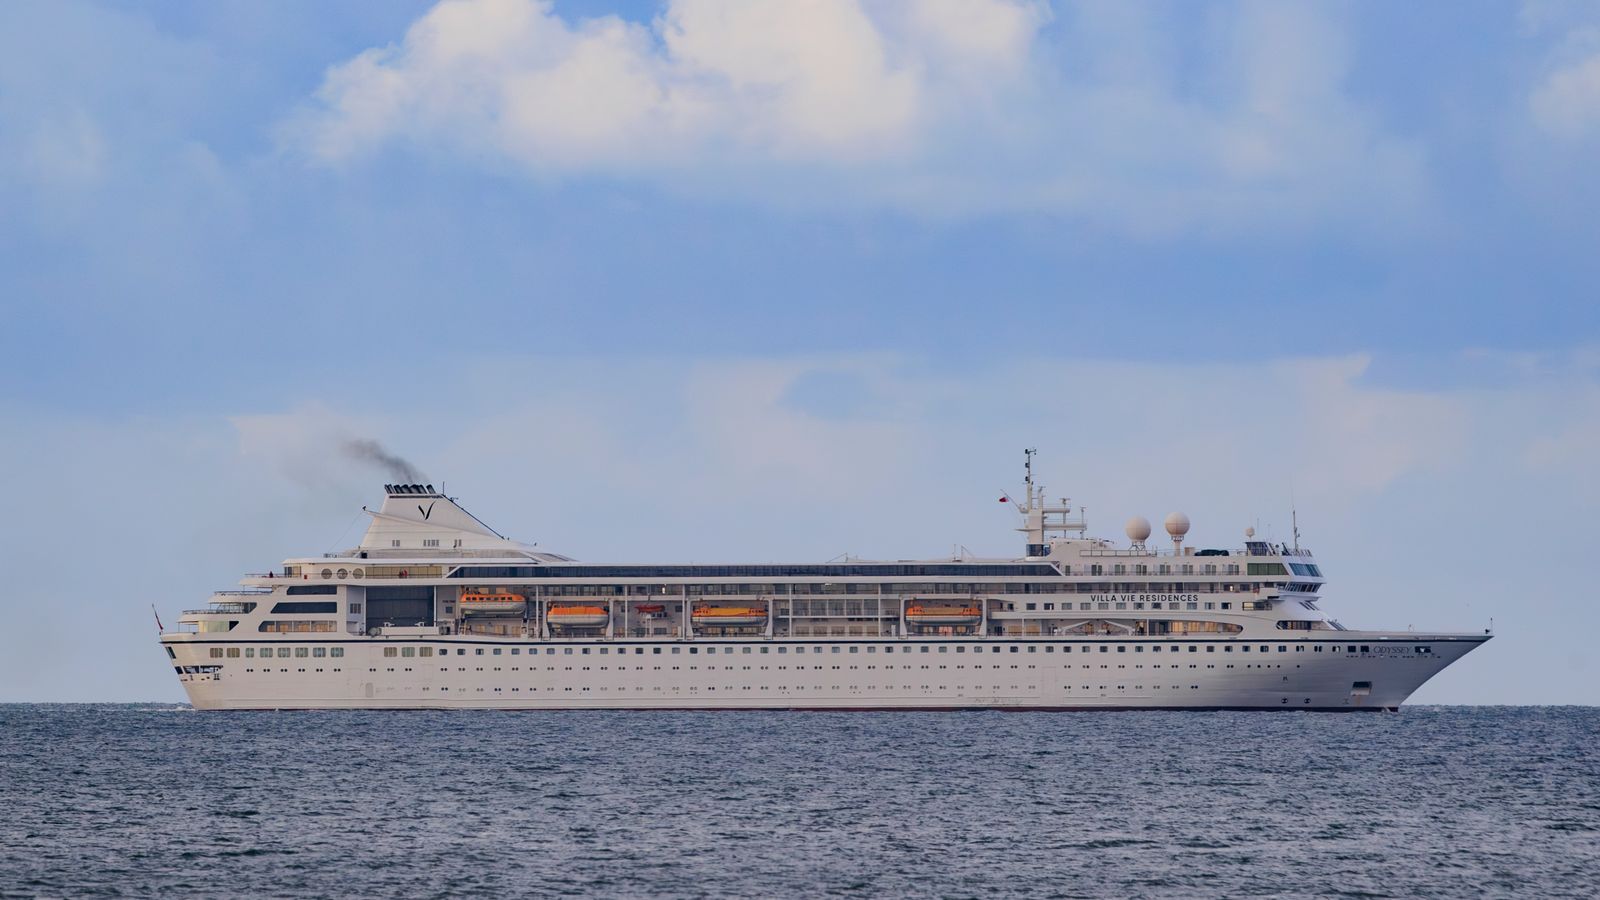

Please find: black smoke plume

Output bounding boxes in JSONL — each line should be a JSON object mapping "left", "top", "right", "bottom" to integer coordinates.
{"left": 342, "top": 439, "right": 426, "bottom": 483}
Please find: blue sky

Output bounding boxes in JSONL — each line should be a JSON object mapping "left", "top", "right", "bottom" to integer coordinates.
{"left": 2, "top": 0, "right": 1598, "bottom": 703}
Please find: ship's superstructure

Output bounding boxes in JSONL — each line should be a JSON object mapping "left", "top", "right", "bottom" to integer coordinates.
{"left": 160, "top": 456, "right": 1488, "bottom": 710}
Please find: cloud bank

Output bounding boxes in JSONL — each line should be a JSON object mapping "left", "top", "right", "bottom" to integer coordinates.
{"left": 290, "top": 0, "right": 1426, "bottom": 232}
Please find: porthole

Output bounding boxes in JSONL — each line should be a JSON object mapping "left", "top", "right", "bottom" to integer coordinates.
{"left": 336, "top": 568, "right": 349, "bottom": 579}
{"left": 321, "top": 568, "right": 333, "bottom": 579}
{"left": 352, "top": 568, "right": 364, "bottom": 579}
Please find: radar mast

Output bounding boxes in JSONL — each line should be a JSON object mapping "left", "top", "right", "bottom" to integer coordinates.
{"left": 1015, "top": 449, "right": 1086, "bottom": 556}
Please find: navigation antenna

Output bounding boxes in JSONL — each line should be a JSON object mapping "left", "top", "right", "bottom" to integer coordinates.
{"left": 1023, "top": 448, "right": 1037, "bottom": 510}
{"left": 1291, "top": 492, "right": 1300, "bottom": 552}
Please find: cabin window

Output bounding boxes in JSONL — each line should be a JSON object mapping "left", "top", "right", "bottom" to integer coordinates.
{"left": 401, "top": 647, "right": 415, "bottom": 658}
{"left": 313, "top": 647, "right": 326, "bottom": 658}
{"left": 383, "top": 647, "right": 397, "bottom": 658}
{"left": 331, "top": 647, "right": 344, "bottom": 657}
{"left": 209, "top": 648, "right": 224, "bottom": 659}
{"left": 277, "top": 648, "right": 291, "bottom": 658}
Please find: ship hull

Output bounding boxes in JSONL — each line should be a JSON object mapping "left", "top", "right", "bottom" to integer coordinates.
{"left": 167, "top": 633, "right": 1488, "bottom": 712}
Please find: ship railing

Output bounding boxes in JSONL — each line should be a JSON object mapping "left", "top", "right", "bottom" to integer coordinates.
{"left": 184, "top": 602, "right": 256, "bottom": 615}
{"left": 1080, "top": 546, "right": 1314, "bottom": 559}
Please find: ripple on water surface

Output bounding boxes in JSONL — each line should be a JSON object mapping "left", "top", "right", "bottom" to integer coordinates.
{"left": 1, "top": 706, "right": 1597, "bottom": 898}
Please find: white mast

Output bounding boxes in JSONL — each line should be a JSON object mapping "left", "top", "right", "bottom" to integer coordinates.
{"left": 1015, "top": 449, "right": 1085, "bottom": 555}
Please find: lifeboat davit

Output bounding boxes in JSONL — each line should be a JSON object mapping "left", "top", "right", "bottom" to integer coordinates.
{"left": 546, "top": 605, "right": 609, "bottom": 628}
{"left": 905, "top": 605, "right": 981, "bottom": 626}
{"left": 459, "top": 591, "right": 527, "bottom": 615}
{"left": 691, "top": 606, "right": 767, "bottom": 627}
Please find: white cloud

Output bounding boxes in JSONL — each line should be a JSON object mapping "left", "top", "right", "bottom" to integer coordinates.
{"left": 290, "top": 0, "right": 1424, "bottom": 233}
{"left": 22, "top": 109, "right": 107, "bottom": 188}
{"left": 1531, "top": 40, "right": 1600, "bottom": 138}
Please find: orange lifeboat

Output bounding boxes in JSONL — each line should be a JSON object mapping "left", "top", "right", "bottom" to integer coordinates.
{"left": 905, "top": 604, "right": 981, "bottom": 626}
{"left": 691, "top": 606, "right": 767, "bottom": 627}
{"left": 546, "top": 605, "right": 609, "bottom": 628}
{"left": 459, "top": 591, "right": 527, "bottom": 615}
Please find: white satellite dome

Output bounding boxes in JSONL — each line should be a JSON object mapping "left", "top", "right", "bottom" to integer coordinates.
{"left": 1164, "top": 512, "right": 1191, "bottom": 537}
{"left": 1245, "top": 526, "right": 1255, "bottom": 538}
{"left": 1125, "top": 516, "right": 1151, "bottom": 543}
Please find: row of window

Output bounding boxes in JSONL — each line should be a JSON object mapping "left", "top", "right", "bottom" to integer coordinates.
{"left": 364, "top": 642, "right": 1426, "bottom": 657}
{"left": 456, "top": 581, "right": 1278, "bottom": 596}
{"left": 1082, "top": 564, "right": 1242, "bottom": 576}
{"left": 258, "top": 620, "right": 336, "bottom": 633}
{"left": 210, "top": 646, "right": 346, "bottom": 658}
{"left": 1008, "top": 601, "right": 1236, "bottom": 612}
{"left": 270, "top": 601, "right": 337, "bottom": 614}
{"left": 450, "top": 564, "right": 1062, "bottom": 579}
{"left": 203, "top": 642, "right": 1432, "bottom": 662}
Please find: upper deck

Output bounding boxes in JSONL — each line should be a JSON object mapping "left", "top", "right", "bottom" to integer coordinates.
{"left": 165, "top": 470, "right": 1372, "bottom": 647}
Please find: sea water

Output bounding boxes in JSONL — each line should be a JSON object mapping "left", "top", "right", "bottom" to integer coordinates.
{"left": 1, "top": 705, "right": 1596, "bottom": 898}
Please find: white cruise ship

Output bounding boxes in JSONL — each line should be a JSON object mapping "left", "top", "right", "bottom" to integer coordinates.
{"left": 160, "top": 457, "right": 1489, "bottom": 711}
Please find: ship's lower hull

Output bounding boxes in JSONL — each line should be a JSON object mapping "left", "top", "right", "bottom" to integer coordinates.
{"left": 168, "top": 634, "right": 1488, "bottom": 712}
